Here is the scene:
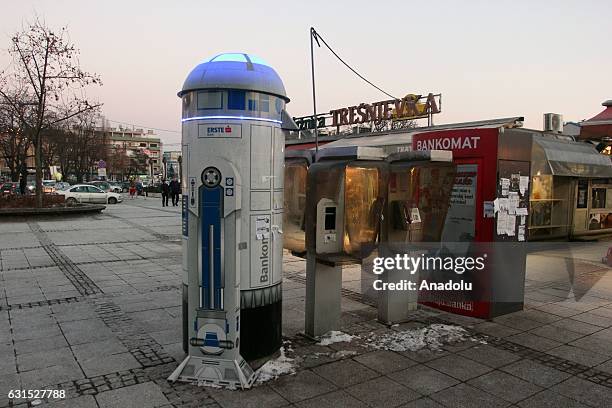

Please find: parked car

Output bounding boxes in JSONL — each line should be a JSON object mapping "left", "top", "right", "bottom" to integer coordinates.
{"left": 58, "top": 184, "right": 122, "bottom": 204}
{"left": 89, "top": 181, "right": 122, "bottom": 193}
{"left": 1, "top": 182, "right": 20, "bottom": 195}
{"left": 120, "top": 181, "right": 131, "bottom": 193}
{"left": 109, "top": 182, "right": 123, "bottom": 193}
{"left": 42, "top": 180, "right": 57, "bottom": 193}
{"left": 54, "top": 182, "right": 71, "bottom": 191}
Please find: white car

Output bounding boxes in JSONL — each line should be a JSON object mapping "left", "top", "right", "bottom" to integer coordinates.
{"left": 59, "top": 184, "right": 123, "bottom": 205}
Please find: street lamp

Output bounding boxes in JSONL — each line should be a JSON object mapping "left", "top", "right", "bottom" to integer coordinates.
{"left": 162, "top": 156, "right": 167, "bottom": 179}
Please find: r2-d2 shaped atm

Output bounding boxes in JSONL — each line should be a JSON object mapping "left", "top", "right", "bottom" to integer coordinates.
{"left": 169, "top": 53, "right": 294, "bottom": 388}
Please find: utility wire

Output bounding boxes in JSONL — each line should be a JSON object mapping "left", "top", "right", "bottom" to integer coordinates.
{"left": 311, "top": 28, "right": 398, "bottom": 100}
{"left": 104, "top": 118, "right": 180, "bottom": 134}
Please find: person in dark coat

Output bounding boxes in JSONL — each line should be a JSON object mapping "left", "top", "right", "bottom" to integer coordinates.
{"left": 169, "top": 177, "right": 181, "bottom": 206}
{"left": 161, "top": 179, "right": 170, "bottom": 207}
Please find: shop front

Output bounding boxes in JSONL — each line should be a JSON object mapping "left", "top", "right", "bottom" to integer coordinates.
{"left": 522, "top": 131, "right": 612, "bottom": 239}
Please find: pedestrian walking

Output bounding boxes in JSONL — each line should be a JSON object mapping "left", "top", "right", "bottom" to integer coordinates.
{"left": 169, "top": 177, "right": 181, "bottom": 206}
{"left": 161, "top": 179, "right": 170, "bottom": 207}
{"left": 129, "top": 180, "right": 136, "bottom": 199}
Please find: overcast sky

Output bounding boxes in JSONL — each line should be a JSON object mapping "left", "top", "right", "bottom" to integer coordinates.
{"left": 1, "top": 0, "right": 611, "bottom": 148}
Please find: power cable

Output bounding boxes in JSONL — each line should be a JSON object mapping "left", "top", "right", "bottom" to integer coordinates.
{"left": 104, "top": 118, "right": 180, "bottom": 134}
{"left": 311, "top": 28, "right": 398, "bottom": 100}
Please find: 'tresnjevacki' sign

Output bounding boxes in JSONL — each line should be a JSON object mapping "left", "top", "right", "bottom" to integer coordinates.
{"left": 329, "top": 93, "right": 441, "bottom": 127}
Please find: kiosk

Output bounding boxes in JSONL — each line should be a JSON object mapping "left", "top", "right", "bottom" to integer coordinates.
{"left": 171, "top": 53, "right": 294, "bottom": 388}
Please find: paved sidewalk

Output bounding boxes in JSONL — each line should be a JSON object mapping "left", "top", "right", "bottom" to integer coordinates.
{"left": 0, "top": 197, "right": 611, "bottom": 407}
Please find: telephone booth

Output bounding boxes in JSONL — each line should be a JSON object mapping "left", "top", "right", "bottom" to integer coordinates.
{"left": 305, "top": 146, "right": 388, "bottom": 264}
{"left": 283, "top": 150, "right": 313, "bottom": 255}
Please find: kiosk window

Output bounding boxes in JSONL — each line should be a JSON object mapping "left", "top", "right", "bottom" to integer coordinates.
{"left": 228, "top": 90, "right": 246, "bottom": 110}
{"left": 592, "top": 188, "right": 606, "bottom": 209}
{"left": 197, "top": 91, "right": 222, "bottom": 110}
{"left": 259, "top": 94, "right": 270, "bottom": 112}
{"left": 577, "top": 180, "right": 588, "bottom": 208}
{"left": 324, "top": 207, "right": 336, "bottom": 230}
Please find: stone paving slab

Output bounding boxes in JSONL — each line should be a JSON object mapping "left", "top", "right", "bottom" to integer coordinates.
{"left": 0, "top": 198, "right": 611, "bottom": 407}
{"left": 95, "top": 381, "right": 169, "bottom": 408}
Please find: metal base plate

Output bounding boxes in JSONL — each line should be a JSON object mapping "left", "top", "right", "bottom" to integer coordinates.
{"left": 167, "top": 355, "right": 256, "bottom": 390}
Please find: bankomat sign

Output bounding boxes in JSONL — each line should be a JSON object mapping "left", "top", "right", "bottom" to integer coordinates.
{"left": 260, "top": 236, "right": 269, "bottom": 282}
{"left": 415, "top": 136, "right": 481, "bottom": 152}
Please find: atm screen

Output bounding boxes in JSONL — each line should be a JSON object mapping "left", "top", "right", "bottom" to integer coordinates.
{"left": 324, "top": 207, "right": 336, "bottom": 230}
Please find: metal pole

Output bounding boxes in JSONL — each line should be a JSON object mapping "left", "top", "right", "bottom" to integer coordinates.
{"left": 310, "top": 27, "right": 319, "bottom": 153}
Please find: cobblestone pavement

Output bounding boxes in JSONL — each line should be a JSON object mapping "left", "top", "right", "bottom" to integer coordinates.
{"left": 1, "top": 197, "right": 612, "bottom": 407}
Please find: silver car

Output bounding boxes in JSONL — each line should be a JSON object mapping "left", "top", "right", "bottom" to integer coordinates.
{"left": 59, "top": 184, "right": 123, "bottom": 205}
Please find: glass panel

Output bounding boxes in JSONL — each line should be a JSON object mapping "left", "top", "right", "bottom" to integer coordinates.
{"left": 259, "top": 94, "right": 270, "bottom": 112}
{"left": 577, "top": 179, "right": 588, "bottom": 208}
{"left": 388, "top": 163, "right": 456, "bottom": 243}
{"left": 209, "top": 53, "right": 247, "bottom": 63}
{"left": 247, "top": 55, "right": 269, "bottom": 66}
{"left": 343, "top": 166, "right": 382, "bottom": 256}
{"left": 592, "top": 188, "right": 607, "bottom": 209}
{"left": 283, "top": 161, "right": 308, "bottom": 253}
{"left": 531, "top": 175, "right": 552, "bottom": 200}
{"left": 441, "top": 163, "right": 478, "bottom": 242}
{"left": 197, "top": 91, "right": 223, "bottom": 110}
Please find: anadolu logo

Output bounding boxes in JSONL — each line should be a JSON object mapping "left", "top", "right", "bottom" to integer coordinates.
{"left": 207, "top": 125, "right": 233, "bottom": 135}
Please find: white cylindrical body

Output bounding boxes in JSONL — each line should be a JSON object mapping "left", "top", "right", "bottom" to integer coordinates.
{"left": 179, "top": 53, "right": 289, "bottom": 362}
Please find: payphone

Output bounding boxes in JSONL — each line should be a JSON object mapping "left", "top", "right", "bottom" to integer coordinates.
{"left": 304, "top": 146, "right": 387, "bottom": 337}
{"left": 306, "top": 146, "right": 388, "bottom": 264}
{"left": 377, "top": 150, "right": 456, "bottom": 323}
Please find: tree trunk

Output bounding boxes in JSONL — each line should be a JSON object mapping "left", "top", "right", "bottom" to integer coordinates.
{"left": 35, "top": 140, "right": 43, "bottom": 208}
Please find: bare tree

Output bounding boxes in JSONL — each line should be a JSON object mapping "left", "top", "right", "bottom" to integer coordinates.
{"left": 0, "top": 97, "right": 32, "bottom": 182}
{"left": 0, "top": 18, "right": 101, "bottom": 206}
{"left": 106, "top": 145, "right": 131, "bottom": 181}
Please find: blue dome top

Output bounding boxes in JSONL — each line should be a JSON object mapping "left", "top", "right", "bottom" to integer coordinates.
{"left": 179, "top": 53, "right": 289, "bottom": 101}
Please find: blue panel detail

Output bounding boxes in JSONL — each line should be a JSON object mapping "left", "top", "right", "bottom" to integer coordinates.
{"left": 200, "top": 185, "right": 223, "bottom": 309}
{"left": 204, "top": 332, "right": 220, "bottom": 347}
{"left": 227, "top": 90, "right": 246, "bottom": 110}
{"left": 182, "top": 196, "right": 188, "bottom": 237}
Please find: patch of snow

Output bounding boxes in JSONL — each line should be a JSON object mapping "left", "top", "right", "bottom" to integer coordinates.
{"left": 255, "top": 347, "right": 296, "bottom": 384}
{"left": 366, "top": 324, "right": 471, "bottom": 352}
{"left": 317, "top": 331, "right": 357, "bottom": 346}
